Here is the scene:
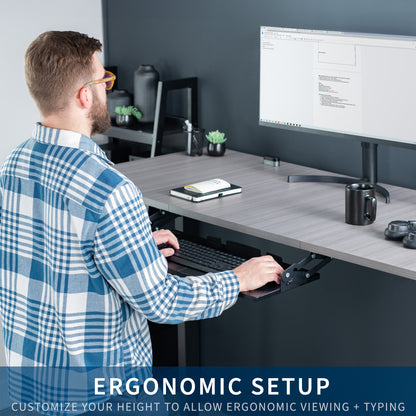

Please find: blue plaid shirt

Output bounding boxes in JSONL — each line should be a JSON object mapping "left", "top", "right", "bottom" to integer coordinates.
{"left": 0, "top": 124, "right": 239, "bottom": 395}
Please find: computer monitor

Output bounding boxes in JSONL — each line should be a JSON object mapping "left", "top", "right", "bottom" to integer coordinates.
{"left": 259, "top": 26, "right": 416, "bottom": 202}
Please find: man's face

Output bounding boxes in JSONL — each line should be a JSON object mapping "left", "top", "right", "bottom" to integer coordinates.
{"left": 88, "top": 53, "right": 111, "bottom": 136}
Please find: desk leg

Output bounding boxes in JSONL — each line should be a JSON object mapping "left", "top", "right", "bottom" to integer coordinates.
{"left": 178, "top": 321, "right": 201, "bottom": 366}
{"left": 177, "top": 323, "right": 187, "bottom": 366}
{"left": 149, "top": 321, "right": 201, "bottom": 366}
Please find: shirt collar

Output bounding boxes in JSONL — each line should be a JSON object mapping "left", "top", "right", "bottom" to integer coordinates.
{"left": 32, "top": 123, "right": 114, "bottom": 166}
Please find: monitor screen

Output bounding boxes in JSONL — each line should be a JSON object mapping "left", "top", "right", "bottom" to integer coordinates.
{"left": 259, "top": 27, "right": 416, "bottom": 147}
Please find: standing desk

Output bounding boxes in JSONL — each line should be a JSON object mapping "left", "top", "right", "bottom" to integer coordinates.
{"left": 116, "top": 150, "right": 416, "bottom": 365}
{"left": 117, "top": 149, "right": 416, "bottom": 281}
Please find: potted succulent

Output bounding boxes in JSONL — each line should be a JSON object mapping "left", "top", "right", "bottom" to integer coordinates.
{"left": 114, "top": 105, "right": 142, "bottom": 127}
{"left": 206, "top": 130, "right": 227, "bottom": 156}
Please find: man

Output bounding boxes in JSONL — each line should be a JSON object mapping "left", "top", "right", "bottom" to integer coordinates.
{"left": 0, "top": 31, "right": 282, "bottom": 412}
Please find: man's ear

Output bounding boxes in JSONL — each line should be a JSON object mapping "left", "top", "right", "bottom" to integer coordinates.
{"left": 78, "top": 87, "right": 92, "bottom": 109}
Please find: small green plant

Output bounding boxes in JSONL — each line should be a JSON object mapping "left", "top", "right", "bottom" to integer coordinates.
{"left": 115, "top": 105, "right": 142, "bottom": 120}
{"left": 206, "top": 130, "right": 227, "bottom": 144}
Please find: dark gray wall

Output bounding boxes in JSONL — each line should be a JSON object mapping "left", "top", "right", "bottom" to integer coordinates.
{"left": 103, "top": 0, "right": 416, "bottom": 366}
{"left": 103, "top": 0, "right": 416, "bottom": 188}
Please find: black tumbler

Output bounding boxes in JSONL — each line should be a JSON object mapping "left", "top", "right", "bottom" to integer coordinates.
{"left": 345, "top": 183, "right": 377, "bottom": 225}
{"left": 190, "top": 128, "right": 204, "bottom": 156}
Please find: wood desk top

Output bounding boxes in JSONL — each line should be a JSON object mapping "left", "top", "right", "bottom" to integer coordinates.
{"left": 117, "top": 150, "right": 416, "bottom": 280}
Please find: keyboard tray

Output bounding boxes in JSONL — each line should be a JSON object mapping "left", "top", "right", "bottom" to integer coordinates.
{"left": 164, "top": 231, "right": 331, "bottom": 301}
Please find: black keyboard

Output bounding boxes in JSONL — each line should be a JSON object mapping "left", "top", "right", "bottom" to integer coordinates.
{"left": 169, "top": 237, "right": 247, "bottom": 274}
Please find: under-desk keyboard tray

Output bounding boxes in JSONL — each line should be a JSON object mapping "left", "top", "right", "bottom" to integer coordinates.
{"left": 163, "top": 231, "right": 331, "bottom": 301}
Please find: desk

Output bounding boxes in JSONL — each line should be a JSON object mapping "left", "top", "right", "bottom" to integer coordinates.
{"left": 117, "top": 149, "right": 416, "bottom": 280}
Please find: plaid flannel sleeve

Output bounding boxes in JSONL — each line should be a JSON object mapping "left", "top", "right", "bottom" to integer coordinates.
{"left": 93, "top": 181, "right": 240, "bottom": 324}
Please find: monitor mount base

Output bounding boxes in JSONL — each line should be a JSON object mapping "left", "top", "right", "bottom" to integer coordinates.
{"left": 287, "top": 142, "right": 390, "bottom": 203}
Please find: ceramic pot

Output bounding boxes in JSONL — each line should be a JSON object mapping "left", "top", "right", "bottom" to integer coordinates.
{"left": 115, "top": 114, "right": 133, "bottom": 128}
{"left": 207, "top": 142, "right": 226, "bottom": 156}
{"left": 107, "top": 89, "right": 132, "bottom": 121}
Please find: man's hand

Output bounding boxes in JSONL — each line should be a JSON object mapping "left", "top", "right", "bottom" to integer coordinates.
{"left": 153, "top": 229, "right": 180, "bottom": 257}
{"left": 233, "top": 256, "right": 284, "bottom": 292}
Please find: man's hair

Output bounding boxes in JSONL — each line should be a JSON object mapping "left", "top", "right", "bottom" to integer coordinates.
{"left": 25, "top": 31, "right": 102, "bottom": 116}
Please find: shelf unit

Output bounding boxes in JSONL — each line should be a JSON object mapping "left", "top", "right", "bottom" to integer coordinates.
{"left": 105, "top": 77, "right": 198, "bottom": 158}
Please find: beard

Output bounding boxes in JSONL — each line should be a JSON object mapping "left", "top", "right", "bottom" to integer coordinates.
{"left": 89, "top": 90, "right": 111, "bottom": 136}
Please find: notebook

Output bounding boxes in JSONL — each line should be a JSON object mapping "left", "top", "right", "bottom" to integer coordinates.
{"left": 170, "top": 178, "right": 242, "bottom": 202}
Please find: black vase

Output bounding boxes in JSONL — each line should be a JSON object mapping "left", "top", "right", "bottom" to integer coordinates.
{"left": 134, "top": 65, "right": 159, "bottom": 123}
{"left": 207, "top": 142, "right": 226, "bottom": 156}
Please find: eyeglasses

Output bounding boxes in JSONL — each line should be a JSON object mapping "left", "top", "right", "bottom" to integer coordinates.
{"left": 83, "top": 70, "right": 116, "bottom": 91}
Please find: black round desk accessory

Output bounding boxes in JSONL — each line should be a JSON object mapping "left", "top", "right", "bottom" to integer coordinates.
{"left": 403, "top": 232, "right": 416, "bottom": 249}
{"left": 345, "top": 183, "right": 377, "bottom": 225}
{"left": 384, "top": 220, "right": 412, "bottom": 240}
{"left": 384, "top": 220, "right": 416, "bottom": 249}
